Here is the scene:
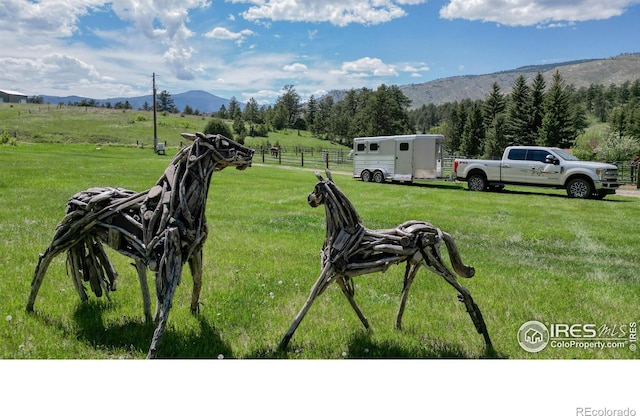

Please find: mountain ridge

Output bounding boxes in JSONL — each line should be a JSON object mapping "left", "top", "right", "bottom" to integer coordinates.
{"left": 40, "top": 89, "right": 238, "bottom": 113}
{"left": 398, "top": 53, "right": 640, "bottom": 108}
{"left": 35, "top": 53, "right": 640, "bottom": 111}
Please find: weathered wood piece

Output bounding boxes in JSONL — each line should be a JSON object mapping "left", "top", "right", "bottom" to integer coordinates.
{"left": 279, "top": 170, "right": 492, "bottom": 352}
{"left": 26, "top": 133, "right": 254, "bottom": 358}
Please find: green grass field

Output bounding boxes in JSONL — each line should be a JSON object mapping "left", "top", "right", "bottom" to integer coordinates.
{"left": 1, "top": 141, "right": 638, "bottom": 359}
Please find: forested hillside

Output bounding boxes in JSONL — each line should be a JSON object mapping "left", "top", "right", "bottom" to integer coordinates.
{"left": 399, "top": 53, "right": 640, "bottom": 108}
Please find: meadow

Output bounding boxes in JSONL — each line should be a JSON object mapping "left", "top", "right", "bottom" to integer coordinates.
{"left": 1, "top": 140, "right": 638, "bottom": 359}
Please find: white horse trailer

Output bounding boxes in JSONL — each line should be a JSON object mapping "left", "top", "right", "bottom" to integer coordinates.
{"left": 352, "top": 134, "right": 446, "bottom": 183}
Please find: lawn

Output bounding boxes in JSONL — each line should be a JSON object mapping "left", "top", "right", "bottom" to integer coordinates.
{"left": 0, "top": 142, "right": 639, "bottom": 359}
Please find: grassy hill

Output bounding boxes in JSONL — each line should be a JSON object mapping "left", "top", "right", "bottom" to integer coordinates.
{"left": 0, "top": 102, "right": 348, "bottom": 151}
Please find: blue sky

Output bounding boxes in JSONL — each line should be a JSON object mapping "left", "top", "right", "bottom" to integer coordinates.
{"left": 1, "top": 0, "right": 639, "bottom": 105}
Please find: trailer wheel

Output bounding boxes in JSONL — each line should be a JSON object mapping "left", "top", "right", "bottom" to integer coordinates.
{"left": 467, "top": 174, "right": 487, "bottom": 191}
{"left": 373, "top": 170, "right": 385, "bottom": 183}
{"left": 361, "top": 170, "right": 372, "bottom": 182}
{"left": 566, "top": 177, "right": 592, "bottom": 199}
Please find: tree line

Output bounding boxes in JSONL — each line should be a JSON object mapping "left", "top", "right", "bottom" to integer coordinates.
{"left": 411, "top": 72, "right": 640, "bottom": 161}
{"left": 31, "top": 71, "right": 640, "bottom": 161}
{"left": 224, "top": 72, "right": 639, "bottom": 160}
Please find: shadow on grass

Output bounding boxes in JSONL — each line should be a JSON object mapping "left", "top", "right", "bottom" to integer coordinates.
{"left": 470, "top": 187, "right": 634, "bottom": 202}
{"left": 68, "top": 301, "right": 233, "bottom": 359}
{"left": 344, "top": 330, "right": 504, "bottom": 359}
{"left": 268, "top": 329, "right": 506, "bottom": 359}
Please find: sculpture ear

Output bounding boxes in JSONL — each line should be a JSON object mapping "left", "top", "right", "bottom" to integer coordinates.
{"left": 325, "top": 169, "right": 333, "bottom": 182}
{"left": 314, "top": 171, "right": 324, "bottom": 181}
{"left": 181, "top": 133, "right": 196, "bottom": 141}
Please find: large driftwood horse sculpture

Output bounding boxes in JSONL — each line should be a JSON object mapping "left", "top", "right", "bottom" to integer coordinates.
{"left": 279, "top": 171, "right": 492, "bottom": 352}
{"left": 26, "top": 132, "right": 254, "bottom": 358}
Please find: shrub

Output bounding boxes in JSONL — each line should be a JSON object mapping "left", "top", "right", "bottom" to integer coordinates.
{"left": 203, "top": 118, "right": 234, "bottom": 140}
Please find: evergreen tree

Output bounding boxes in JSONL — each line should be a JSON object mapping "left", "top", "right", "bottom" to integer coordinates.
{"left": 313, "top": 95, "right": 334, "bottom": 137}
{"left": 217, "top": 104, "right": 227, "bottom": 119}
{"left": 506, "top": 75, "right": 533, "bottom": 145}
{"left": 275, "top": 85, "right": 301, "bottom": 128}
{"left": 538, "top": 71, "right": 574, "bottom": 147}
{"left": 227, "top": 97, "right": 239, "bottom": 119}
{"left": 530, "top": 72, "right": 546, "bottom": 138}
{"left": 305, "top": 95, "right": 317, "bottom": 131}
{"left": 482, "top": 82, "right": 506, "bottom": 129}
{"left": 156, "top": 90, "right": 175, "bottom": 113}
{"left": 460, "top": 102, "right": 484, "bottom": 157}
{"left": 484, "top": 114, "right": 508, "bottom": 159}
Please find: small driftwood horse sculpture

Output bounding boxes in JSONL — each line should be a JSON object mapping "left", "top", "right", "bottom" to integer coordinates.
{"left": 26, "top": 132, "right": 254, "bottom": 358}
{"left": 279, "top": 170, "right": 492, "bottom": 352}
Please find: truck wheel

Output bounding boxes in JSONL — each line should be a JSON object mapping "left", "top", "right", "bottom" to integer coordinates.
{"left": 566, "top": 178, "right": 592, "bottom": 198}
{"left": 373, "top": 170, "right": 385, "bottom": 183}
{"left": 468, "top": 174, "right": 487, "bottom": 191}
{"left": 361, "top": 170, "right": 372, "bottom": 182}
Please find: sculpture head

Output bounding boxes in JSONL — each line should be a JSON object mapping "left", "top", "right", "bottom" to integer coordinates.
{"left": 181, "top": 132, "right": 254, "bottom": 170}
{"left": 308, "top": 170, "right": 332, "bottom": 208}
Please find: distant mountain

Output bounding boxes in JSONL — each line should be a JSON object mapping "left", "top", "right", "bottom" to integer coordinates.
{"left": 398, "top": 53, "right": 640, "bottom": 108}
{"left": 37, "top": 53, "right": 640, "bottom": 112}
{"left": 40, "top": 90, "right": 240, "bottom": 113}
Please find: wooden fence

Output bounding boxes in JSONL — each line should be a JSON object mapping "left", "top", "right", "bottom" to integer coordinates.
{"left": 255, "top": 146, "right": 638, "bottom": 186}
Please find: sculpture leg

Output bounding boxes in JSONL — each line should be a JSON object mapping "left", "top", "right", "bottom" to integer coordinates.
{"left": 134, "top": 260, "right": 152, "bottom": 322}
{"left": 441, "top": 272, "right": 492, "bottom": 348}
{"left": 418, "top": 246, "right": 492, "bottom": 348}
{"left": 188, "top": 249, "right": 203, "bottom": 314}
{"left": 27, "top": 249, "right": 58, "bottom": 312}
{"left": 396, "top": 262, "right": 421, "bottom": 330}
{"left": 278, "top": 265, "right": 334, "bottom": 351}
{"left": 147, "top": 229, "right": 183, "bottom": 359}
{"left": 336, "top": 276, "right": 369, "bottom": 330}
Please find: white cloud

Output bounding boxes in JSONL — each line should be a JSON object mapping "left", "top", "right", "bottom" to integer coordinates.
{"left": 229, "top": 0, "right": 427, "bottom": 26}
{"left": 283, "top": 63, "right": 309, "bottom": 72}
{"left": 440, "top": 0, "right": 640, "bottom": 26}
{"left": 340, "top": 57, "right": 398, "bottom": 76}
{"left": 0, "top": 0, "right": 104, "bottom": 37}
{"left": 204, "top": 27, "right": 255, "bottom": 46}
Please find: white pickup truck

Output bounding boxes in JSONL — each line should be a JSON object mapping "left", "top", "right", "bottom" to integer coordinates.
{"left": 453, "top": 146, "right": 620, "bottom": 199}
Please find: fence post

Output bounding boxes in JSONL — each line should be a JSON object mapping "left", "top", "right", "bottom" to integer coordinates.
{"left": 278, "top": 149, "right": 282, "bottom": 165}
{"left": 262, "top": 148, "right": 265, "bottom": 163}
{"left": 325, "top": 151, "right": 329, "bottom": 170}
{"left": 301, "top": 152, "right": 304, "bottom": 167}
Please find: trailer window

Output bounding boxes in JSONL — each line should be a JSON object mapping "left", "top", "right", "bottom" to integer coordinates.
{"left": 369, "top": 143, "right": 379, "bottom": 152}
{"left": 356, "top": 143, "right": 366, "bottom": 151}
{"left": 399, "top": 142, "right": 409, "bottom": 151}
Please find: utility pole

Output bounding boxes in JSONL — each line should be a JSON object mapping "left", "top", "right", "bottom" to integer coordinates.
{"left": 152, "top": 72, "right": 158, "bottom": 152}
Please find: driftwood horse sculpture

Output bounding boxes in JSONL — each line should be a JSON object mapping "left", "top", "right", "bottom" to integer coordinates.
{"left": 26, "top": 132, "right": 254, "bottom": 358}
{"left": 279, "top": 171, "right": 492, "bottom": 352}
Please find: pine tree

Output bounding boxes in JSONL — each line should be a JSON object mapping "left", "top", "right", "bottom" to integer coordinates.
{"left": 483, "top": 82, "right": 506, "bottom": 129}
{"left": 484, "top": 114, "right": 508, "bottom": 159}
{"left": 305, "top": 95, "right": 317, "bottom": 132}
{"left": 538, "top": 71, "right": 574, "bottom": 147}
{"left": 460, "top": 102, "right": 484, "bottom": 157}
{"left": 506, "top": 75, "right": 532, "bottom": 145}
{"left": 530, "top": 72, "right": 546, "bottom": 139}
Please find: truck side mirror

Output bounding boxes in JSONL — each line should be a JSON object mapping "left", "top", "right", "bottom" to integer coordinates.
{"left": 545, "top": 155, "right": 558, "bottom": 165}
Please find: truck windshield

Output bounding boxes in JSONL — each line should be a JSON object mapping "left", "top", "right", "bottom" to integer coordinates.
{"left": 552, "top": 148, "right": 580, "bottom": 161}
